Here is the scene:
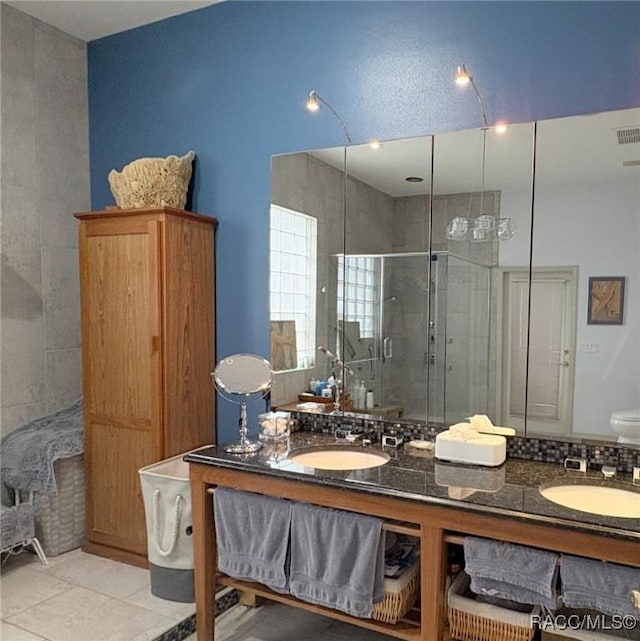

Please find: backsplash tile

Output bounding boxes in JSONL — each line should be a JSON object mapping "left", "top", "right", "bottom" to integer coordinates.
{"left": 292, "top": 411, "right": 639, "bottom": 473}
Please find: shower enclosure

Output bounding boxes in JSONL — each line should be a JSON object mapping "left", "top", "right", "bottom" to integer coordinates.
{"left": 335, "top": 251, "right": 491, "bottom": 424}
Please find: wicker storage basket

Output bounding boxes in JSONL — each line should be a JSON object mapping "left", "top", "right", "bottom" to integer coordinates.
{"left": 372, "top": 562, "right": 420, "bottom": 624}
{"left": 448, "top": 572, "right": 538, "bottom": 641}
{"left": 31, "top": 455, "right": 85, "bottom": 556}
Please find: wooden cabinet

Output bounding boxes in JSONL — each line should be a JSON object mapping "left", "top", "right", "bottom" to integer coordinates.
{"left": 75, "top": 207, "right": 217, "bottom": 567}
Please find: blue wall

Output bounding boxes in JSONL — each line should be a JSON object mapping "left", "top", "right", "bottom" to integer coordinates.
{"left": 88, "top": 1, "right": 640, "bottom": 443}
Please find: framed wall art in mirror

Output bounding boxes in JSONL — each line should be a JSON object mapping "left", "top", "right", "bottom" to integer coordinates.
{"left": 586, "top": 277, "right": 625, "bottom": 326}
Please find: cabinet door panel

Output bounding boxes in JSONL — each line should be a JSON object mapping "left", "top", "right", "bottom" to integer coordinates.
{"left": 86, "top": 420, "right": 154, "bottom": 555}
{"left": 84, "top": 231, "right": 156, "bottom": 424}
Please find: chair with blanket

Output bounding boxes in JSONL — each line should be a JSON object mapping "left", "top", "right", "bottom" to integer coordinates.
{"left": 1, "top": 399, "right": 84, "bottom": 559}
{"left": 1, "top": 497, "right": 48, "bottom": 564}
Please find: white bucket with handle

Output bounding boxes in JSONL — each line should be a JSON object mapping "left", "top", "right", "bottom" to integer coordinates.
{"left": 139, "top": 453, "right": 194, "bottom": 602}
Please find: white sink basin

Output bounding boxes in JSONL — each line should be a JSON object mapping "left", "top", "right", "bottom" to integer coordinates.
{"left": 539, "top": 481, "right": 640, "bottom": 518}
{"left": 289, "top": 447, "right": 390, "bottom": 470}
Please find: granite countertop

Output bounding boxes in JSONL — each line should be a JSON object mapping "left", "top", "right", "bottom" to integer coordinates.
{"left": 185, "top": 432, "right": 640, "bottom": 542}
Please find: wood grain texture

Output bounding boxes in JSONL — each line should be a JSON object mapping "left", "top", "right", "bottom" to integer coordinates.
{"left": 76, "top": 207, "right": 216, "bottom": 565}
{"left": 162, "top": 215, "right": 216, "bottom": 455}
{"left": 84, "top": 231, "right": 154, "bottom": 421}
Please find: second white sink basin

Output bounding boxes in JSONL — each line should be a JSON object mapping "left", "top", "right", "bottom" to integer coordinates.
{"left": 289, "top": 447, "right": 390, "bottom": 470}
{"left": 539, "top": 481, "right": 640, "bottom": 518}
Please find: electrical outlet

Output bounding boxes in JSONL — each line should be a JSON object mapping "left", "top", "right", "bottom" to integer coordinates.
{"left": 579, "top": 342, "right": 599, "bottom": 353}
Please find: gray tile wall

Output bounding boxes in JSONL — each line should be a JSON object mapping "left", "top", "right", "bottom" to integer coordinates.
{"left": 271, "top": 152, "right": 394, "bottom": 406}
{"left": 1, "top": 4, "right": 88, "bottom": 435}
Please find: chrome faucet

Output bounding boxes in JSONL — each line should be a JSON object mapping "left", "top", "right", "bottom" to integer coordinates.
{"left": 335, "top": 428, "right": 373, "bottom": 446}
{"left": 601, "top": 464, "right": 617, "bottom": 480}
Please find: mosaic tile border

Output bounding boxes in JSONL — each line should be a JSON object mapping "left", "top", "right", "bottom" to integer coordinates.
{"left": 153, "top": 614, "right": 195, "bottom": 641}
{"left": 293, "top": 411, "right": 640, "bottom": 473}
{"left": 151, "top": 587, "right": 239, "bottom": 641}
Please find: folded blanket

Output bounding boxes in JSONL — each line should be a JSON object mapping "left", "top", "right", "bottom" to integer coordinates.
{"left": 1, "top": 399, "right": 83, "bottom": 494}
{"left": 464, "top": 536, "right": 559, "bottom": 607}
{"left": 213, "top": 488, "right": 292, "bottom": 593}
{"left": 289, "top": 502, "right": 385, "bottom": 618}
{"left": 561, "top": 554, "right": 640, "bottom": 618}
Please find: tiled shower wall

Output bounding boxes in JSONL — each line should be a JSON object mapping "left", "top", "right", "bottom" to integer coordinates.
{"left": 0, "top": 4, "right": 89, "bottom": 435}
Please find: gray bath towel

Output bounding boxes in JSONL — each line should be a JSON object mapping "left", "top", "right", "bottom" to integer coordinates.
{"left": 470, "top": 576, "right": 560, "bottom": 610}
{"left": 289, "top": 502, "right": 385, "bottom": 618}
{"left": 464, "top": 537, "right": 559, "bottom": 607}
{"left": 561, "top": 554, "right": 640, "bottom": 618}
{"left": 213, "top": 488, "right": 292, "bottom": 592}
{"left": 1, "top": 399, "right": 83, "bottom": 494}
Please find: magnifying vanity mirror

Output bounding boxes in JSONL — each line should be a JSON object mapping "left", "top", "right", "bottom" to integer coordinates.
{"left": 211, "top": 353, "right": 273, "bottom": 453}
{"left": 269, "top": 106, "right": 640, "bottom": 448}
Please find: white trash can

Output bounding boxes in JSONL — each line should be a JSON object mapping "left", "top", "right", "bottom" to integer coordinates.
{"left": 139, "top": 453, "right": 194, "bottom": 602}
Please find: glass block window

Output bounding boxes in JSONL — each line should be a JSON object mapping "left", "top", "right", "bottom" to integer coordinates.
{"left": 270, "top": 205, "right": 317, "bottom": 369}
{"left": 337, "top": 256, "right": 377, "bottom": 338}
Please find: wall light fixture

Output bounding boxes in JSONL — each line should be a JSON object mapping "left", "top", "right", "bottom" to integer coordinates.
{"left": 305, "top": 90, "right": 353, "bottom": 144}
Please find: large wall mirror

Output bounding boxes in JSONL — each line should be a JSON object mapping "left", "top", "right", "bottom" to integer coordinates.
{"left": 270, "top": 106, "right": 639, "bottom": 449}
{"left": 529, "top": 107, "right": 639, "bottom": 443}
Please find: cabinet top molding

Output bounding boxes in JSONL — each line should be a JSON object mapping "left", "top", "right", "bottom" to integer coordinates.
{"left": 74, "top": 206, "right": 218, "bottom": 226}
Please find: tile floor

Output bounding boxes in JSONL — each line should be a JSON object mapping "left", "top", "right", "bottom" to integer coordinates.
{"left": 212, "top": 601, "right": 397, "bottom": 641}
{"left": 1, "top": 548, "right": 194, "bottom": 641}
{"left": 1, "top": 549, "right": 397, "bottom": 641}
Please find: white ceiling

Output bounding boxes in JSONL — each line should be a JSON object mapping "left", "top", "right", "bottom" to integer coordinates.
{"left": 4, "top": 0, "right": 220, "bottom": 42}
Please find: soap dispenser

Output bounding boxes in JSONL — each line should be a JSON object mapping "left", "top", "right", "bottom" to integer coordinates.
{"left": 351, "top": 379, "right": 361, "bottom": 407}
{"left": 328, "top": 369, "right": 337, "bottom": 400}
{"left": 366, "top": 389, "right": 375, "bottom": 409}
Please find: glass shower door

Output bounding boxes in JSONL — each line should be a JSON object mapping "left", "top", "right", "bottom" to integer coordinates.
{"left": 378, "top": 253, "right": 430, "bottom": 420}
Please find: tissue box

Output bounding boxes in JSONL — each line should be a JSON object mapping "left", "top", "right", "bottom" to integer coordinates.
{"left": 435, "top": 431, "right": 506, "bottom": 467}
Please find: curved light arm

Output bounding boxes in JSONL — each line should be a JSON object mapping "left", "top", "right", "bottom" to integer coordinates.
{"left": 469, "top": 76, "right": 489, "bottom": 129}
{"left": 306, "top": 90, "right": 354, "bottom": 144}
{"left": 455, "top": 64, "right": 489, "bottom": 128}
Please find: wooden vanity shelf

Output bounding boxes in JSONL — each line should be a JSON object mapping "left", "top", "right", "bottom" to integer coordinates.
{"left": 217, "top": 575, "right": 422, "bottom": 641}
{"left": 443, "top": 534, "right": 465, "bottom": 546}
{"left": 383, "top": 520, "right": 422, "bottom": 537}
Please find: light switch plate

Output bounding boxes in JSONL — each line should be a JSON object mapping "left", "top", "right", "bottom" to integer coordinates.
{"left": 579, "top": 342, "right": 599, "bottom": 353}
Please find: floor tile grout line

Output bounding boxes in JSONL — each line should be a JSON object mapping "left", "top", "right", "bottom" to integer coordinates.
{"left": 1, "top": 572, "right": 77, "bottom": 621}
{"left": 2, "top": 617, "right": 52, "bottom": 641}
{"left": 1, "top": 557, "right": 188, "bottom": 639}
